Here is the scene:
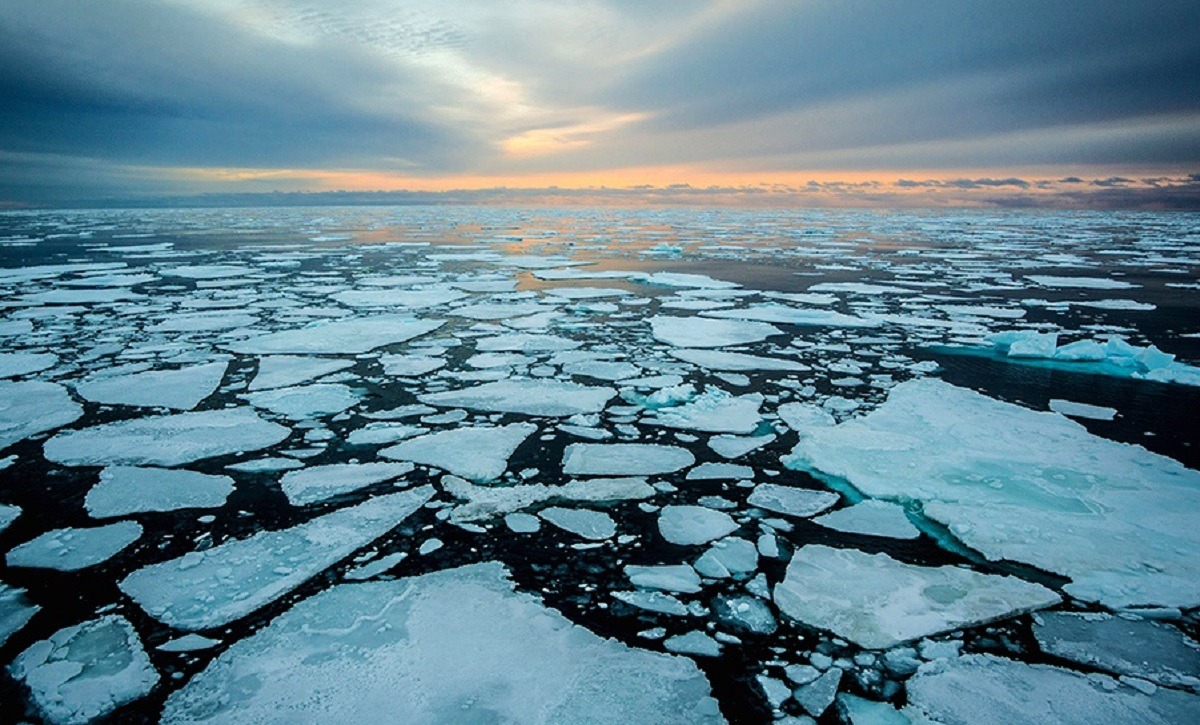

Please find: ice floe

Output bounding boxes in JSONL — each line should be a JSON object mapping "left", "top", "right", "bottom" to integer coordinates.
{"left": 75, "top": 361, "right": 227, "bottom": 410}
{"left": 228, "top": 316, "right": 444, "bottom": 355}
{"left": 658, "top": 505, "right": 739, "bottom": 546}
{"left": 747, "top": 484, "right": 839, "bottom": 518}
{"left": 45, "top": 408, "right": 289, "bottom": 467}
{"left": 539, "top": 506, "right": 616, "bottom": 539}
{"left": 249, "top": 356, "right": 355, "bottom": 390}
{"left": 120, "top": 486, "right": 433, "bottom": 629}
{"left": 246, "top": 383, "right": 359, "bottom": 419}
{"left": 7, "top": 522, "right": 142, "bottom": 571}
{"left": 421, "top": 379, "right": 615, "bottom": 416}
{"left": 649, "top": 315, "right": 783, "bottom": 348}
{"left": 0, "top": 381, "right": 83, "bottom": 451}
{"left": 161, "top": 562, "right": 720, "bottom": 723}
{"left": 279, "top": 462, "right": 415, "bottom": 505}
{"left": 813, "top": 500, "right": 920, "bottom": 540}
{"left": 0, "top": 583, "right": 39, "bottom": 647}
{"left": 86, "top": 466, "right": 234, "bottom": 517}
{"left": 380, "top": 424, "right": 536, "bottom": 481}
{"left": 785, "top": 378, "right": 1200, "bottom": 609}
{"left": 563, "top": 443, "right": 695, "bottom": 476}
{"left": 773, "top": 545, "right": 1060, "bottom": 649}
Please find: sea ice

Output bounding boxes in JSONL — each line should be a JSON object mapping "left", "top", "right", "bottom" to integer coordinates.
{"left": 0, "top": 351, "right": 57, "bottom": 378}
{"left": 747, "top": 484, "right": 839, "bottom": 518}
{"left": 279, "top": 462, "right": 415, "bottom": 505}
{"left": 228, "top": 316, "right": 444, "bottom": 355}
{"left": 625, "top": 564, "right": 703, "bottom": 593}
{"left": 86, "top": 466, "right": 234, "bottom": 517}
{"left": 378, "top": 353, "right": 445, "bottom": 376}
{"left": 773, "top": 545, "right": 1060, "bottom": 649}
{"left": 703, "top": 304, "right": 875, "bottom": 328}
{"left": 813, "top": 501, "right": 920, "bottom": 540}
{"left": 444, "top": 475, "right": 653, "bottom": 522}
{"left": 1032, "top": 611, "right": 1200, "bottom": 690}
{"left": 694, "top": 537, "right": 759, "bottom": 578}
{"left": 708, "top": 433, "right": 776, "bottom": 459}
{"left": 906, "top": 654, "right": 1200, "bottom": 724}
{"left": 246, "top": 383, "right": 359, "bottom": 419}
{"left": 45, "top": 409, "right": 289, "bottom": 467}
{"left": 0, "top": 503, "right": 18, "bottom": 533}
{"left": 669, "top": 349, "right": 807, "bottom": 371}
{"left": 648, "top": 389, "right": 763, "bottom": 434}
{"left": 539, "top": 506, "right": 617, "bottom": 539}
{"left": 1026, "top": 275, "right": 1138, "bottom": 289}
{"left": 161, "top": 562, "right": 720, "bottom": 723}
{"left": 120, "top": 486, "right": 434, "bottom": 630}
{"left": 249, "top": 356, "right": 354, "bottom": 391}
{"left": 785, "top": 378, "right": 1200, "bottom": 609}
{"left": 0, "top": 583, "right": 39, "bottom": 647}
{"left": 649, "top": 315, "right": 783, "bottom": 348}
{"left": 9, "top": 615, "right": 158, "bottom": 725}
{"left": 1049, "top": 399, "right": 1117, "bottom": 421}
{"left": 7, "top": 522, "right": 142, "bottom": 571}
{"left": 1, "top": 381, "right": 83, "bottom": 451}
{"left": 563, "top": 443, "right": 695, "bottom": 476}
{"left": 75, "top": 361, "right": 227, "bottom": 410}
{"left": 421, "top": 379, "right": 615, "bottom": 416}
{"left": 380, "top": 423, "right": 536, "bottom": 481}
{"left": 664, "top": 631, "right": 722, "bottom": 657}
{"left": 658, "top": 505, "right": 739, "bottom": 546}
{"left": 613, "top": 590, "right": 690, "bottom": 616}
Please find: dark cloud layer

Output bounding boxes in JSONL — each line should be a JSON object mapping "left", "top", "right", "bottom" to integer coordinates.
{"left": 0, "top": 1, "right": 1197, "bottom": 205}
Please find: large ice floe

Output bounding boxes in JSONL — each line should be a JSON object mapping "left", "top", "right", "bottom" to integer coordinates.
{"left": 380, "top": 424, "right": 536, "bottom": 481}
{"left": 0, "top": 381, "right": 82, "bottom": 450}
{"left": 7, "top": 522, "right": 142, "bottom": 571}
{"left": 85, "top": 466, "right": 234, "bottom": 517}
{"left": 773, "top": 545, "right": 1060, "bottom": 649}
{"left": 161, "top": 562, "right": 721, "bottom": 724}
{"left": 420, "top": 379, "right": 615, "bottom": 416}
{"left": 120, "top": 487, "right": 433, "bottom": 629}
{"left": 74, "top": 361, "right": 227, "bottom": 410}
{"left": 649, "top": 315, "right": 783, "bottom": 348}
{"left": 227, "top": 315, "right": 444, "bottom": 354}
{"left": 785, "top": 378, "right": 1200, "bottom": 609}
{"left": 43, "top": 409, "right": 290, "bottom": 467}
{"left": 563, "top": 443, "right": 695, "bottom": 476}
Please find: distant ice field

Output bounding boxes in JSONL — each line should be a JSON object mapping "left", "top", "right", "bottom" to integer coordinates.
{"left": 0, "top": 206, "right": 1198, "bottom": 723}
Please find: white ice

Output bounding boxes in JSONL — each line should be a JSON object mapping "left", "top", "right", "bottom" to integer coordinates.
{"left": 421, "top": 379, "right": 615, "bottom": 416}
{"left": 246, "top": 383, "right": 359, "bottom": 419}
{"left": 279, "top": 462, "right": 415, "bottom": 505}
{"left": 161, "top": 562, "right": 721, "bottom": 723}
{"left": 539, "top": 506, "right": 616, "bottom": 539}
{"left": 444, "top": 475, "right": 653, "bottom": 522}
{"left": 649, "top": 315, "right": 783, "bottom": 348}
{"left": 86, "top": 466, "right": 234, "bottom": 517}
{"left": 76, "top": 361, "right": 227, "bottom": 410}
{"left": 747, "top": 484, "right": 839, "bottom": 518}
{"left": 7, "top": 521, "right": 142, "bottom": 571}
{"left": 773, "top": 545, "right": 1060, "bottom": 649}
{"left": 228, "top": 316, "right": 444, "bottom": 355}
{"left": 813, "top": 501, "right": 920, "bottom": 540}
{"left": 1049, "top": 399, "right": 1117, "bottom": 421}
{"left": 0, "top": 352, "right": 57, "bottom": 378}
{"left": 249, "top": 356, "right": 354, "bottom": 391}
{"left": 1, "top": 381, "right": 83, "bottom": 451}
{"left": 120, "top": 486, "right": 433, "bottom": 630}
{"left": 380, "top": 423, "right": 536, "bottom": 481}
{"left": 658, "top": 505, "right": 739, "bottom": 546}
{"left": 669, "top": 348, "right": 806, "bottom": 372}
{"left": 625, "top": 564, "right": 703, "bottom": 593}
{"left": 9, "top": 615, "right": 158, "bottom": 725}
{"left": 563, "top": 443, "right": 695, "bottom": 476}
{"left": 45, "top": 408, "right": 289, "bottom": 467}
{"left": 0, "top": 583, "right": 39, "bottom": 647}
{"left": 648, "top": 389, "right": 763, "bottom": 434}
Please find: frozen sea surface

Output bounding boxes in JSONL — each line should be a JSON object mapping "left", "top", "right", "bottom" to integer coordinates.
{"left": 0, "top": 206, "right": 1198, "bottom": 722}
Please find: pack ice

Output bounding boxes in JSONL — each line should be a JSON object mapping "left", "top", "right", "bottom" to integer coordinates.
{"left": 785, "top": 378, "right": 1200, "bottom": 609}
{"left": 161, "top": 562, "right": 721, "bottom": 724}
{"left": 421, "top": 379, "right": 615, "bottom": 416}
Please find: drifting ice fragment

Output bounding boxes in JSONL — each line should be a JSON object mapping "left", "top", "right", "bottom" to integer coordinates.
{"left": 7, "top": 522, "right": 142, "bottom": 571}
{"left": 120, "top": 487, "right": 434, "bottom": 630}
{"left": 75, "top": 361, "right": 227, "bottom": 410}
{"left": 380, "top": 424, "right": 536, "bottom": 481}
{"left": 421, "top": 379, "right": 615, "bottom": 416}
{"left": 539, "top": 506, "right": 616, "bottom": 539}
{"left": 0, "top": 381, "right": 83, "bottom": 451}
{"left": 161, "top": 562, "right": 721, "bottom": 723}
{"left": 563, "top": 443, "right": 695, "bottom": 476}
{"left": 279, "top": 462, "right": 415, "bottom": 505}
{"left": 747, "top": 484, "right": 839, "bottom": 518}
{"left": 249, "top": 356, "right": 354, "bottom": 391}
{"left": 813, "top": 501, "right": 920, "bottom": 540}
{"left": 658, "top": 505, "right": 739, "bottom": 546}
{"left": 773, "top": 545, "right": 1059, "bottom": 649}
{"left": 0, "top": 583, "right": 39, "bottom": 647}
{"left": 649, "top": 315, "right": 783, "bottom": 348}
{"left": 228, "top": 316, "right": 444, "bottom": 355}
{"left": 246, "top": 383, "right": 359, "bottom": 419}
{"left": 86, "top": 466, "right": 234, "bottom": 517}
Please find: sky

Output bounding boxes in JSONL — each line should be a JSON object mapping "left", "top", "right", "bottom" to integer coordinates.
{"left": 1, "top": 0, "right": 1199, "bottom": 208}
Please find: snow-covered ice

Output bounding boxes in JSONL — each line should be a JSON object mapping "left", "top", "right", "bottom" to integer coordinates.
{"left": 563, "top": 443, "right": 695, "bottom": 476}
{"left": 228, "top": 316, "right": 444, "bottom": 355}
{"left": 0, "top": 381, "right": 83, "bottom": 451}
{"left": 6, "top": 522, "right": 142, "bottom": 571}
{"left": 747, "top": 484, "right": 839, "bottom": 518}
{"left": 421, "top": 379, "right": 615, "bottom": 416}
{"left": 75, "top": 361, "right": 227, "bottom": 410}
{"left": 658, "top": 505, "right": 739, "bottom": 546}
{"left": 120, "top": 486, "right": 433, "bottom": 629}
{"left": 380, "top": 424, "right": 536, "bottom": 481}
{"left": 86, "top": 466, "right": 234, "bottom": 517}
{"left": 45, "top": 409, "right": 290, "bottom": 467}
{"left": 539, "top": 506, "right": 616, "bottom": 540}
{"left": 649, "top": 315, "right": 783, "bottom": 348}
{"left": 161, "top": 562, "right": 721, "bottom": 723}
{"left": 279, "top": 462, "right": 415, "bottom": 505}
{"left": 773, "top": 545, "right": 1060, "bottom": 649}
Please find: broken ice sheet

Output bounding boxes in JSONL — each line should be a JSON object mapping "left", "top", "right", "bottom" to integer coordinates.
{"left": 0, "top": 381, "right": 83, "bottom": 451}
{"left": 786, "top": 378, "right": 1200, "bottom": 609}
{"left": 421, "top": 378, "right": 615, "bottom": 416}
{"left": 380, "top": 423, "right": 536, "bottom": 482}
{"left": 44, "top": 408, "right": 290, "bottom": 467}
{"left": 562, "top": 443, "right": 695, "bottom": 476}
{"left": 120, "top": 486, "right": 433, "bottom": 630}
{"left": 245, "top": 383, "right": 359, "bottom": 419}
{"left": 539, "top": 506, "right": 616, "bottom": 540}
{"left": 279, "top": 462, "right": 415, "bottom": 506}
{"left": 162, "top": 562, "right": 721, "bottom": 724}
{"left": 9, "top": 615, "right": 158, "bottom": 725}
{"left": 86, "top": 466, "right": 234, "bottom": 517}
{"left": 0, "top": 583, "right": 39, "bottom": 647}
{"left": 75, "top": 361, "right": 227, "bottom": 410}
{"left": 7, "top": 521, "right": 142, "bottom": 571}
{"left": 773, "top": 545, "right": 1060, "bottom": 649}
{"left": 227, "top": 315, "right": 444, "bottom": 355}
{"left": 649, "top": 315, "right": 783, "bottom": 348}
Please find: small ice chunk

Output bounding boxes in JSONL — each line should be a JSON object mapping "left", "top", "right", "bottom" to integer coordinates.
{"left": 421, "top": 379, "right": 615, "bottom": 417}
{"left": 794, "top": 668, "right": 842, "bottom": 717}
{"left": 687, "top": 462, "right": 754, "bottom": 480}
{"left": 45, "top": 409, "right": 289, "bottom": 467}
{"left": 747, "top": 484, "right": 839, "bottom": 518}
{"left": 539, "top": 506, "right": 616, "bottom": 540}
{"left": 626, "top": 564, "right": 703, "bottom": 593}
{"left": 86, "top": 466, "right": 234, "bottom": 517}
{"left": 120, "top": 487, "right": 434, "bottom": 630}
{"left": 713, "top": 595, "right": 776, "bottom": 634}
{"left": 773, "top": 545, "right": 1060, "bottom": 649}
{"left": 612, "top": 590, "right": 690, "bottom": 616}
{"left": 0, "top": 503, "right": 20, "bottom": 534}
{"left": 7, "top": 522, "right": 142, "bottom": 571}
{"left": 279, "top": 462, "right": 415, "bottom": 505}
{"left": 648, "top": 388, "right": 763, "bottom": 434}
{"left": 563, "top": 443, "right": 695, "bottom": 476}
{"left": 1049, "top": 399, "right": 1117, "bottom": 421}
{"left": 158, "top": 634, "right": 221, "bottom": 652}
{"left": 505, "top": 512, "right": 541, "bottom": 533}
{"left": 658, "top": 506, "right": 739, "bottom": 546}
{"left": 694, "top": 537, "right": 758, "bottom": 578}
{"left": 76, "top": 361, "right": 227, "bottom": 410}
{"left": 813, "top": 501, "right": 920, "bottom": 540}
{"left": 9, "top": 615, "right": 157, "bottom": 725}
{"left": 708, "top": 433, "right": 775, "bottom": 459}
{"left": 378, "top": 354, "right": 445, "bottom": 376}
{"left": 380, "top": 424, "right": 536, "bottom": 481}
{"left": 664, "top": 631, "right": 722, "bottom": 657}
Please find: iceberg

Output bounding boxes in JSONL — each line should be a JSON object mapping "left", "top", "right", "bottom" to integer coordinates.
{"left": 120, "top": 486, "right": 434, "bottom": 630}
{"left": 161, "top": 562, "right": 721, "bottom": 724}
